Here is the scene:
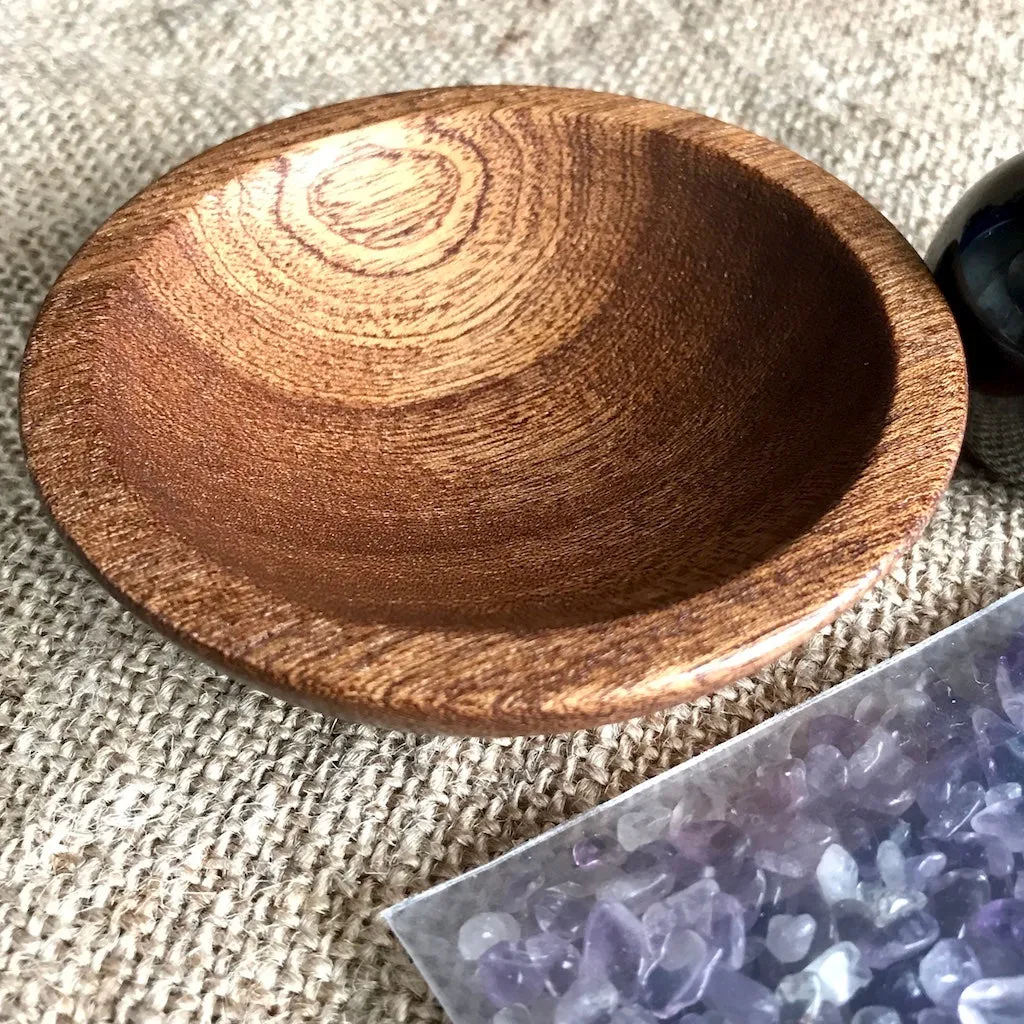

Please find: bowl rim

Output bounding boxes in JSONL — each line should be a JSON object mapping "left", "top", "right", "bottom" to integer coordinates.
{"left": 18, "top": 85, "right": 967, "bottom": 735}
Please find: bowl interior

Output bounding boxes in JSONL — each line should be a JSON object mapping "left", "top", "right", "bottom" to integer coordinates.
{"left": 96, "top": 102, "right": 895, "bottom": 630}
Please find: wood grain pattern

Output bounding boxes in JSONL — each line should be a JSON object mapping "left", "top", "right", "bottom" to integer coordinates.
{"left": 19, "top": 86, "right": 967, "bottom": 735}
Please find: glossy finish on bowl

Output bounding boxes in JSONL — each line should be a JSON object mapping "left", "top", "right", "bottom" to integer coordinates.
{"left": 19, "top": 86, "right": 966, "bottom": 734}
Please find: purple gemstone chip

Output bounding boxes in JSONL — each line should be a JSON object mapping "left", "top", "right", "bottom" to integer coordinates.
{"left": 581, "top": 901, "right": 646, "bottom": 1000}
{"left": 477, "top": 941, "right": 545, "bottom": 1007}
{"left": 573, "top": 834, "right": 614, "bottom": 870}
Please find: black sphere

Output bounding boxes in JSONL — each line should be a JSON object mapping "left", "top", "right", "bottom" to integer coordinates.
{"left": 929, "top": 155, "right": 1024, "bottom": 482}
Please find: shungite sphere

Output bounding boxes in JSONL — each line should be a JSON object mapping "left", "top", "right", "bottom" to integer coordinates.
{"left": 929, "top": 154, "right": 1024, "bottom": 481}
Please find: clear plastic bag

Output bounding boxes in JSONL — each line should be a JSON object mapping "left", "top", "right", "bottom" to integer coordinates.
{"left": 387, "top": 588, "right": 1024, "bottom": 1024}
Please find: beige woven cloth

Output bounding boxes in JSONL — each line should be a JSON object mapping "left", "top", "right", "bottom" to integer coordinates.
{"left": 3, "top": 1, "right": 1024, "bottom": 1021}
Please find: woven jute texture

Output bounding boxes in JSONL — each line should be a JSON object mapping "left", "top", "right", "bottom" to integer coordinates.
{"left": 3, "top": 2, "right": 1024, "bottom": 1022}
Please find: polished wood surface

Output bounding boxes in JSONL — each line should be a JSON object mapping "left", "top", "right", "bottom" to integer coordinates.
{"left": 19, "top": 86, "right": 967, "bottom": 734}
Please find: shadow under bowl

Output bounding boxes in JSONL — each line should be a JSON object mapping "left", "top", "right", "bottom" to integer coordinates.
{"left": 19, "top": 86, "right": 966, "bottom": 734}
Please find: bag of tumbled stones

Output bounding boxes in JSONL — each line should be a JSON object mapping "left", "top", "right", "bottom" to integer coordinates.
{"left": 387, "top": 589, "right": 1024, "bottom": 1024}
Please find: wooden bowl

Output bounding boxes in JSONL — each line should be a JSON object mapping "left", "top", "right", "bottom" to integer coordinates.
{"left": 19, "top": 86, "right": 966, "bottom": 735}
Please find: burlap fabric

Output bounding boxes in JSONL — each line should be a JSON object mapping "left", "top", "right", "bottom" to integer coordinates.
{"left": 3, "top": 2, "right": 1024, "bottom": 1021}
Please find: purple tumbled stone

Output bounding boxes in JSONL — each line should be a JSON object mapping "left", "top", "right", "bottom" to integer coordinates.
{"left": 669, "top": 787, "right": 717, "bottom": 832}
{"left": 807, "top": 941, "right": 872, "bottom": 1005}
{"left": 972, "top": 797, "right": 1024, "bottom": 851}
{"left": 533, "top": 885, "right": 590, "bottom": 942}
{"left": 789, "top": 714, "right": 869, "bottom": 760}
{"left": 918, "top": 937, "right": 983, "bottom": 1011}
{"left": 847, "top": 729, "right": 902, "bottom": 789}
{"left": 995, "top": 657, "right": 1024, "bottom": 730}
{"left": 964, "top": 899, "right": 1024, "bottom": 975}
{"left": 618, "top": 810, "right": 671, "bottom": 852}
{"left": 917, "top": 773, "right": 958, "bottom": 820}
{"left": 645, "top": 912, "right": 701, "bottom": 963}
{"left": 477, "top": 941, "right": 545, "bottom": 1007}
{"left": 924, "top": 781, "right": 986, "bottom": 839}
{"left": 964, "top": 897, "right": 1024, "bottom": 945}
{"left": 945, "top": 831, "right": 1016, "bottom": 878}
{"left": 780, "top": 886, "right": 834, "bottom": 959}
{"left": 855, "top": 691, "right": 890, "bottom": 726}
{"left": 754, "top": 759, "right": 809, "bottom": 812}
{"left": 869, "top": 886, "right": 929, "bottom": 925}
{"left": 522, "top": 932, "right": 567, "bottom": 963}
{"left": 655, "top": 880, "right": 745, "bottom": 972}
{"left": 492, "top": 1006, "right": 533, "bottom": 1024}
{"left": 885, "top": 686, "right": 936, "bottom": 721}
{"left": 639, "top": 925, "right": 718, "bottom": 1017}
{"left": 816, "top": 844, "right": 859, "bottom": 903}
{"left": 459, "top": 911, "right": 522, "bottom": 961}
{"left": 761, "top": 871, "right": 809, "bottom": 911}
{"left": 641, "top": 900, "right": 675, "bottom": 951}
{"left": 992, "top": 735, "right": 1024, "bottom": 789}
{"left": 928, "top": 869, "right": 991, "bottom": 936}
{"left": 596, "top": 868, "right": 675, "bottom": 916}
{"left": 836, "top": 815, "right": 882, "bottom": 871}
{"left": 930, "top": 706, "right": 976, "bottom": 752}
{"left": 973, "top": 707, "right": 1016, "bottom": 747}
{"left": 832, "top": 898, "right": 876, "bottom": 947}
{"left": 856, "top": 781, "right": 918, "bottom": 817}
{"left": 765, "top": 913, "right": 816, "bottom": 963}
{"left": 664, "top": 878, "right": 719, "bottom": 935}
{"left": 915, "top": 1011, "right": 957, "bottom": 1024}
{"left": 574, "top": 834, "right": 615, "bottom": 869}
{"left": 880, "top": 689, "right": 937, "bottom": 758}
{"left": 851, "top": 1009, "right": 901, "bottom": 1024}
{"left": 918, "top": 683, "right": 972, "bottom": 748}
{"left": 505, "top": 872, "right": 546, "bottom": 914}
{"left": 852, "top": 754, "right": 919, "bottom": 816}
{"left": 904, "top": 851, "right": 947, "bottom": 890}
{"left": 671, "top": 820, "right": 750, "bottom": 872}
{"left": 545, "top": 952, "right": 579, "bottom": 997}
{"left": 804, "top": 744, "right": 848, "bottom": 796}
{"left": 721, "top": 860, "right": 767, "bottom": 926}
{"left": 889, "top": 818, "right": 911, "bottom": 848}
{"left": 609, "top": 1008, "right": 658, "bottom": 1024}
{"left": 860, "top": 958, "right": 933, "bottom": 1016}
{"left": 744, "top": 933, "right": 765, "bottom": 966}
{"left": 1000, "top": 629, "right": 1024, "bottom": 668}
{"left": 582, "top": 901, "right": 647, "bottom": 1000}
{"left": 754, "top": 817, "right": 837, "bottom": 879}
{"left": 987, "top": 782, "right": 1023, "bottom": 805}
{"left": 703, "top": 964, "right": 780, "bottom": 1024}
{"left": 876, "top": 840, "right": 906, "bottom": 889}
{"left": 910, "top": 668, "right": 959, "bottom": 707}
{"left": 958, "top": 975, "right": 1024, "bottom": 1024}
{"left": 622, "top": 839, "right": 676, "bottom": 873}
{"left": 860, "top": 909, "right": 940, "bottom": 969}
{"left": 522, "top": 934, "right": 580, "bottom": 997}
{"left": 972, "top": 708, "right": 1018, "bottom": 785}
{"left": 707, "top": 890, "right": 746, "bottom": 969}
{"left": 814, "top": 1002, "right": 854, "bottom": 1023}
{"left": 553, "top": 976, "right": 619, "bottom": 1024}
{"left": 776, "top": 968, "right": 828, "bottom": 1017}
{"left": 624, "top": 839, "right": 698, "bottom": 888}
{"left": 916, "top": 739, "right": 978, "bottom": 811}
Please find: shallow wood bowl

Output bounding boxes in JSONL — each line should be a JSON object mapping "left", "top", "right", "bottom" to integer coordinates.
{"left": 20, "top": 86, "right": 966, "bottom": 735}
